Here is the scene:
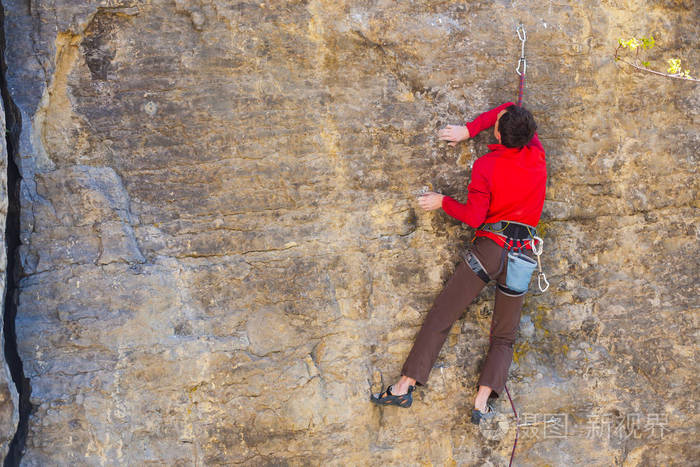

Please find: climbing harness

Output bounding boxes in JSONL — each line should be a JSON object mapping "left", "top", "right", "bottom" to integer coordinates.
{"left": 516, "top": 24, "right": 527, "bottom": 107}
{"left": 481, "top": 220, "right": 535, "bottom": 240}
{"left": 478, "top": 220, "right": 549, "bottom": 294}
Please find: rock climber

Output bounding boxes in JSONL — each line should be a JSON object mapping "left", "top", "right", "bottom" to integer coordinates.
{"left": 370, "top": 102, "right": 546, "bottom": 424}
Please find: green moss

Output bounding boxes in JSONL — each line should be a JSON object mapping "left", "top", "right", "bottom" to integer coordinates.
{"left": 513, "top": 341, "right": 531, "bottom": 364}
{"left": 532, "top": 312, "right": 545, "bottom": 329}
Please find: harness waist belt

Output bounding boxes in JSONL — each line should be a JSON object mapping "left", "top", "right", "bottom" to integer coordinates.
{"left": 479, "top": 221, "right": 536, "bottom": 240}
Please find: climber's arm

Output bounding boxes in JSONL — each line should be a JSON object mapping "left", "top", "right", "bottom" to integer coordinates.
{"left": 419, "top": 160, "right": 491, "bottom": 229}
{"left": 437, "top": 102, "right": 515, "bottom": 146}
{"left": 440, "top": 160, "right": 490, "bottom": 228}
{"left": 465, "top": 102, "right": 514, "bottom": 138}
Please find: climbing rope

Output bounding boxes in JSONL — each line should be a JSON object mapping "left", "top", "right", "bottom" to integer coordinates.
{"left": 504, "top": 23, "right": 527, "bottom": 467}
{"left": 504, "top": 384, "right": 519, "bottom": 467}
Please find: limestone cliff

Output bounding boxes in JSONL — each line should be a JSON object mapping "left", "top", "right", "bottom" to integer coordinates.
{"left": 1, "top": 0, "right": 698, "bottom": 465}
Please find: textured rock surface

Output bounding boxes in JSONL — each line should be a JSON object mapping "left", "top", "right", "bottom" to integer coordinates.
{"left": 2, "top": 0, "right": 699, "bottom": 465}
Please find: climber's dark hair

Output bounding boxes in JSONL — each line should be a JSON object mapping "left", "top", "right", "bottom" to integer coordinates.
{"left": 499, "top": 106, "right": 537, "bottom": 148}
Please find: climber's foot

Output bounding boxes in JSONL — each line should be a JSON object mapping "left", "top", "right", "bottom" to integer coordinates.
{"left": 471, "top": 403, "right": 496, "bottom": 425}
{"left": 370, "top": 384, "right": 414, "bottom": 408}
{"left": 387, "top": 381, "right": 410, "bottom": 396}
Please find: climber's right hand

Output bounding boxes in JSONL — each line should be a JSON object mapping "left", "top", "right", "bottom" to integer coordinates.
{"left": 438, "top": 125, "right": 470, "bottom": 147}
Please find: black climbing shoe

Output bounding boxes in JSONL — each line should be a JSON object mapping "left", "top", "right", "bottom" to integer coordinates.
{"left": 370, "top": 384, "right": 414, "bottom": 408}
{"left": 471, "top": 403, "right": 496, "bottom": 425}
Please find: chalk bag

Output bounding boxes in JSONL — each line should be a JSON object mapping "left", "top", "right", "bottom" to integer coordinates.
{"left": 506, "top": 250, "right": 538, "bottom": 293}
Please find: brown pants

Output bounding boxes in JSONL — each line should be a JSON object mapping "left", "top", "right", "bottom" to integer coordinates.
{"left": 401, "top": 236, "right": 528, "bottom": 398}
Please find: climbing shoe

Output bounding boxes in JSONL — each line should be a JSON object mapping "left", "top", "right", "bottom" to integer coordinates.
{"left": 471, "top": 403, "right": 496, "bottom": 425}
{"left": 370, "top": 384, "right": 414, "bottom": 408}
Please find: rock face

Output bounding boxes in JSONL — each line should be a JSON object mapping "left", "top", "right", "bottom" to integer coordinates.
{"left": 2, "top": 0, "right": 698, "bottom": 465}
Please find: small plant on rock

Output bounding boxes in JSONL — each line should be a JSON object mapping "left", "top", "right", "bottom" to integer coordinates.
{"left": 614, "top": 35, "right": 699, "bottom": 82}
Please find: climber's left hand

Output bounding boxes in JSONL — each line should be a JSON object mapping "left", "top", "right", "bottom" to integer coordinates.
{"left": 438, "top": 124, "right": 470, "bottom": 147}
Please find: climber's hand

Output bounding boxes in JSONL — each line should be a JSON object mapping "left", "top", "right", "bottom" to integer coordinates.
{"left": 438, "top": 125, "right": 470, "bottom": 147}
{"left": 418, "top": 192, "right": 444, "bottom": 211}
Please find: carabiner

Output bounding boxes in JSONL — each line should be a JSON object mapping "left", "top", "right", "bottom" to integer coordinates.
{"left": 516, "top": 24, "right": 527, "bottom": 76}
{"left": 531, "top": 236, "right": 543, "bottom": 256}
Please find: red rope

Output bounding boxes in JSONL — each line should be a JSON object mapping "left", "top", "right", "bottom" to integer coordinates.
{"left": 517, "top": 69, "right": 525, "bottom": 107}
{"left": 506, "top": 66, "right": 524, "bottom": 465}
{"left": 504, "top": 383, "right": 519, "bottom": 467}
{"left": 507, "top": 32, "right": 526, "bottom": 466}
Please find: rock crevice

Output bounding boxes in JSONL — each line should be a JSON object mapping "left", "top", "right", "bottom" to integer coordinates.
{"left": 1, "top": 4, "right": 28, "bottom": 465}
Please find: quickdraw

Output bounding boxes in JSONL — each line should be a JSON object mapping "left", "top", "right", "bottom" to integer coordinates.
{"left": 513, "top": 23, "right": 549, "bottom": 295}
{"left": 531, "top": 236, "right": 550, "bottom": 292}
{"left": 516, "top": 24, "right": 527, "bottom": 107}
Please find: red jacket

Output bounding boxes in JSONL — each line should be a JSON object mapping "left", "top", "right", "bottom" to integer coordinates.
{"left": 441, "top": 102, "right": 547, "bottom": 248}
